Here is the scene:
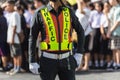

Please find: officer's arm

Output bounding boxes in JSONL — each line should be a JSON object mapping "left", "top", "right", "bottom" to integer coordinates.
{"left": 29, "top": 11, "right": 41, "bottom": 63}
{"left": 71, "top": 9, "right": 85, "bottom": 54}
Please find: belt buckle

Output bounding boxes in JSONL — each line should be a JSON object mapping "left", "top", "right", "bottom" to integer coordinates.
{"left": 57, "top": 54, "right": 62, "bottom": 59}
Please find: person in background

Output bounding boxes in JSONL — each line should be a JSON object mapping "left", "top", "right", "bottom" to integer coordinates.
{"left": 88, "top": 2, "right": 95, "bottom": 11}
{"left": 75, "top": 0, "right": 92, "bottom": 71}
{"left": 23, "top": 1, "right": 33, "bottom": 63}
{"left": 87, "top": 1, "right": 95, "bottom": 68}
{"left": 89, "top": 1, "right": 104, "bottom": 68}
{"left": 24, "top": 1, "right": 33, "bottom": 29}
{"left": 100, "top": 1, "right": 113, "bottom": 70}
{"left": 14, "top": 3, "right": 28, "bottom": 72}
{"left": 5, "top": 0, "right": 22, "bottom": 75}
{"left": 0, "top": 7, "right": 10, "bottom": 71}
{"left": 107, "top": 0, "right": 120, "bottom": 70}
{"left": 1, "top": 1, "right": 14, "bottom": 70}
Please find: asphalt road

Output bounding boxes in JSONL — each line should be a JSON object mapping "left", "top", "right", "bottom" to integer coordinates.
{"left": 0, "top": 69, "right": 120, "bottom": 80}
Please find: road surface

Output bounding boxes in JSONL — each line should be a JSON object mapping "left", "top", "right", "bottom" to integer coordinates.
{"left": 0, "top": 69, "right": 120, "bottom": 80}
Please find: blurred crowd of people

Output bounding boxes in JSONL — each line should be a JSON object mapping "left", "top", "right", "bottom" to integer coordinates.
{"left": 73, "top": 0, "right": 120, "bottom": 71}
{"left": 0, "top": 0, "right": 42, "bottom": 75}
{"left": 0, "top": 0, "right": 120, "bottom": 75}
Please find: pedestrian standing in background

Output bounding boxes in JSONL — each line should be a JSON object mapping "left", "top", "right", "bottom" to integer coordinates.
{"left": 5, "top": 0, "right": 22, "bottom": 75}
{"left": 107, "top": 0, "right": 120, "bottom": 70}
{"left": 23, "top": 1, "right": 33, "bottom": 62}
{"left": 1, "top": 1, "right": 14, "bottom": 70}
{"left": 89, "top": 1, "right": 104, "bottom": 68}
{"left": 24, "top": 1, "right": 33, "bottom": 29}
{"left": 14, "top": 3, "right": 28, "bottom": 72}
{"left": 100, "top": 1, "right": 113, "bottom": 70}
{"left": 75, "top": 0, "right": 92, "bottom": 71}
{"left": 0, "top": 7, "right": 10, "bottom": 71}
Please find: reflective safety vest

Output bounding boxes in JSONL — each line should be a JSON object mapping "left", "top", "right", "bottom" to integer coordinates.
{"left": 40, "top": 7, "right": 72, "bottom": 52}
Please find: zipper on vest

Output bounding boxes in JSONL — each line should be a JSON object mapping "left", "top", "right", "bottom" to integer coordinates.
{"left": 56, "top": 13, "right": 61, "bottom": 51}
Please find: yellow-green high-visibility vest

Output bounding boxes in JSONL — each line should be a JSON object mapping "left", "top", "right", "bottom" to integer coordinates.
{"left": 40, "top": 7, "right": 72, "bottom": 51}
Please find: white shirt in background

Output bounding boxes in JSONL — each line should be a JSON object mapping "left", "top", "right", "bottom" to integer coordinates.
{"left": 24, "top": 10, "right": 33, "bottom": 26}
{"left": 75, "top": 7, "right": 92, "bottom": 36}
{"left": 4, "top": 12, "right": 12, "bottom": 26}
{"left": 7, "top": 11, "right": 21, "bottom": 44}
{"left": 89, "top": 10, "right": 103, "bottom": 28}
{"left": 100, "top": 14, "right": 109, "bottom": 28}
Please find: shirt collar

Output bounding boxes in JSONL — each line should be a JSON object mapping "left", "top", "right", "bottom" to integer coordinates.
{"left": 46, "top": 3, "right": 65, "bottom": 12}
{"left": 46, "top": 3, "right": 54, "bottom": 11}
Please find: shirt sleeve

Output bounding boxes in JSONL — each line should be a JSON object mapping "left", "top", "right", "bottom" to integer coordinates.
{"left": 75, "top": 10, "right": 89, "bottom": 30}
{"left": 12, "top": 12, "right": 21, "bottom": 33}
{"left": 70, "top": 9, "right": 85, "bottom": 54}
{"left": 88, "top": 11, "right": 94, "bottom": 24}
{"left": 100, "top": 14, "right": 105, "bottom": 26}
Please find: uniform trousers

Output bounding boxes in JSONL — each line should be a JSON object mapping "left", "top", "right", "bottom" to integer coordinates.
{"left": 39, "top": 55, "right": 77, "bottom": 80}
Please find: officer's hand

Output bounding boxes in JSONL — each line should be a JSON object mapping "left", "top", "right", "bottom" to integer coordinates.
{"left": 74, "top": 53, "right": 83, "bottom": 71}
{"left": 29, "top": 62, "right": 40, "bottom": 74}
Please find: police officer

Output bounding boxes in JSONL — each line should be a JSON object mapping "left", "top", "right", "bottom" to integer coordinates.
{"left": 29, "top": 0, "right": 85, "bottom": 80}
